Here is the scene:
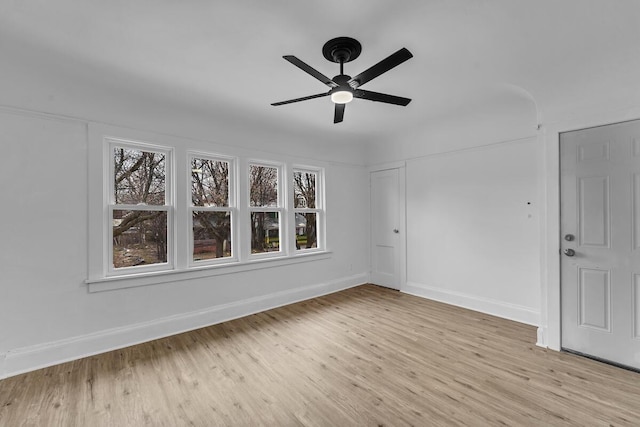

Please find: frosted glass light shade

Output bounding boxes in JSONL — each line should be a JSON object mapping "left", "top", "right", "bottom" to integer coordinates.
{"left": 331, "top": 90, "right": 353, "bottom": 104}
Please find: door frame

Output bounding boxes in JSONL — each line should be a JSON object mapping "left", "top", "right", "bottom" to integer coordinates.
{"left": 541, "top": 108, "right": 640, "bottom": 351}
{"left": 369, "top": 161, "right": 407, "bottom": 291}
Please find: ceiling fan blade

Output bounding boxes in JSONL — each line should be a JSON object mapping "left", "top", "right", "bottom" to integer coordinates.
{"left": 271, "top": 92, "right": 330, "bottom": 106}
{"left": 349, "top": 48, "right": 413, "bottom": 88}
{"left": 334, "top": 103, "right": 345, "bottom": 123}
{"left": 283, "top": 56, "right": 338, "bottom": 88}
{"left": 353, "top": 89, "right": 411, "bottom": 106}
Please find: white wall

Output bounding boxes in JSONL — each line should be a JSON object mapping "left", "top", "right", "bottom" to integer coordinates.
{"left": 0, "top": 33, "right": 370, "bottom": 168}
{"left": 0, "top": 107, "right": 370, "bottom": 379}
{"left": 368, "top": 91, "right": 542, "bottom": 326}
{"left": 403, "top": 139, "right": 540, "bottom": 324}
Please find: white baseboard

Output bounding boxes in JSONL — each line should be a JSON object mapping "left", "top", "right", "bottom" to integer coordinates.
{"left": 536, "top": 327, "right": 548, "bottom": 348}
{"left": 402, "top": 281, "right": 540, "bottom": 326}
{"left": 1, "top": 273, "right": 367, "bottom": 380}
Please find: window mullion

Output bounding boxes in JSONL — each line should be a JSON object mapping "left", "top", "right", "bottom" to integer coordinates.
{"left": 238, "top": 161, "right": 250, "bottom": 262}
{"left": 173, "top": 146, "right": 188, "bottom": 269}
{"left": 93, "top": 128, "right": 327, "bottom": 285}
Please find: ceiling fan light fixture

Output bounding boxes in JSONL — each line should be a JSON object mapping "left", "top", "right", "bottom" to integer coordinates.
{"left": 271, "top": 37, "right": 413, "bottom": 123}
{"left": 331, "top": 90, "right": 353, "bottom": 104}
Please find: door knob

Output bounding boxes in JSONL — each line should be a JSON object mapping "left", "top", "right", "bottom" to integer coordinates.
{"left": 393, "top": 229, "right": 399, "bottom": 234}
{"left": 563, "top": 248, "right": 575, "bottom": 257}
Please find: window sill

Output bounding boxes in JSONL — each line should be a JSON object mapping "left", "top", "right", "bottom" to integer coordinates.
{"left": 86, "top": 251, "right": 332, "bottom": 293}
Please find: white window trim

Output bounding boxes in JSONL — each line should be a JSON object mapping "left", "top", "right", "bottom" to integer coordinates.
{"left": 87, "top": 250, "right": 332, "bottom": 292}
{"left": 87, "top": 123, "right": 330, "bottom": 292}
{"left": 187, "top": 151, "right": 239, "bottom": 268}
{"left": 292, "top": 166, "right": 325, "bottom": 254}
{"left": 106, "top": 137, "right": 175, "bottom": 277}
{"left": 247, "top": 160, "right": 287, "bottom": 260}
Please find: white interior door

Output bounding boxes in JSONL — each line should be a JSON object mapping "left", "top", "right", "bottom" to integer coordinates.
{"left": 560, "top": 120, "right": 640, "bottom": 369}
{"left": 370, "top": 168, "right": 401, "bottom": 290}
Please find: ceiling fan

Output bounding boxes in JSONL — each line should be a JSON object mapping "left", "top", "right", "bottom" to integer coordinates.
{"left": 271, "top": 37, "right": 413, "bottom": 124}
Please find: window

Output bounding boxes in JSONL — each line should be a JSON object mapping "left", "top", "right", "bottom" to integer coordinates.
{"left": 190, "top": 154, "right": 236, "bottom": 265}
{"left": 249, "top": 163, "right": 283, "bottom": 255}
{"left": 109, "top": 141, "right": 172, "bottom": 274}
{"left": 293, "top": 168, "right": 323, "bottom": 251}
{"left": 88, "top": 124, "right": 329, "bottom": 289}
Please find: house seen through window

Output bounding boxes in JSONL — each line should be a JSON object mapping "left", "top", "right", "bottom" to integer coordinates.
{"left": 95, "top": 133, "right": 325, "bottom": 282}
{"left": 249, "top": 163, "right": 281, "bottom": 254}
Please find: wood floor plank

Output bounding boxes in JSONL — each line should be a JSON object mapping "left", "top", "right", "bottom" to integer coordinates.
{"left": 1, "top": 284, "right": 640, "bottom": 426}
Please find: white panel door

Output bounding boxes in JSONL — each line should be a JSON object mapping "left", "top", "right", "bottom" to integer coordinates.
{"left": 561, "top": 120, "right": 640, "bottom": 369}
{"left": 370, "top": 169, "right": 400, "bottom": 290}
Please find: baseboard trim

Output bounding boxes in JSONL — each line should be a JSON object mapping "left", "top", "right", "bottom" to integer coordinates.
{"left": 1, "top": 273, "right": 367, "bottom": 380}
{"left": 402, "top": 281, "right": 540, "bottom": 326}
{"left": 536, "top": 327, "right": 547, "bottom": 348}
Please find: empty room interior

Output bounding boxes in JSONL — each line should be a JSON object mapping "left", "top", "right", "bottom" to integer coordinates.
{"left": 2, "top": 1, "right": 640, "bottom": 425}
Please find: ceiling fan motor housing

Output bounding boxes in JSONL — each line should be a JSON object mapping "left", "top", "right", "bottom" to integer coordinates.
{"left": 330, "top": 74, "right": 353, "bottom": 92}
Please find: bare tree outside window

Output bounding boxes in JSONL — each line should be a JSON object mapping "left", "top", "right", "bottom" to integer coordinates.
{"left": 294, "top": 172, "right": 316, "bottom": 209}
{"left": 250, "top": 165, "right": 280, "bottom": 253}
{"left": 250, "top": 165, "right": 278, "bottom": 207}
{"left": 191, "top": 158, "right": 232, "bottom": 261}
{"left": 294, "top": 170, "right": 319, "bottom": 250}
{"left": 112, "top": 147, "right": 168, "bottom": 268}
{"left": 96, "top": 136, "right": 327, "bottom": 281}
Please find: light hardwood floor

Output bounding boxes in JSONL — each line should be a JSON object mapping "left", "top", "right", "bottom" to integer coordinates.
{"left": 1, "top": 284, "right": 639, "bottom": 426}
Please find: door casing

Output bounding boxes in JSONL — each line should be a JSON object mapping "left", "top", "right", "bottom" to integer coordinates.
{"left": 541, "top": 110, "right": 640, "bottom": 352}
{"left": 559, "top": 121, "right": 640, "bottom": 368}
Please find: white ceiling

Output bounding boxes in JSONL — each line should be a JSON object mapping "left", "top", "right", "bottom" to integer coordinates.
{"left": 2, "top": 0, "right": 640, "bottom": 143}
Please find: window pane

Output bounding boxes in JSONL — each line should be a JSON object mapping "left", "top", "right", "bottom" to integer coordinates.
{"left": 112, "top": 209, "right": 167, "bottom": 268}
{"left": 295, "top": 212, "right": 317, "bottom": 250}
{"left": 113, "top": 147, "right": 165, "bottom": 205}
{"left": 251, "top": 212, "right": 280, "bottom": 253}
{"left": 294, "top": 171, "right": 316, "bottom": 208}
{"left": 191, "top": 158, "right": 229, "bottom": 207}
{"left": 192, "top": 211, "right": 232, "bottom": 261}
{"left": 249, "top": 165, "right": 278, "bottom": 207}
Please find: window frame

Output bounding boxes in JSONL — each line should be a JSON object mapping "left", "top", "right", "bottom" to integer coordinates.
{"left": 247, "top": 160, "right": 287, "bottom": 259}
{"left": 292, "top": 166, "right": 325, "bottom": 254}
{"left": 87, "top": 124, "right": 330, "bottom": 292}
{"left": 188, "top": 151, "right": 238, "bottom": 267}
{"left": 106, "top": 138, "right": 175, "bottom": 277}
